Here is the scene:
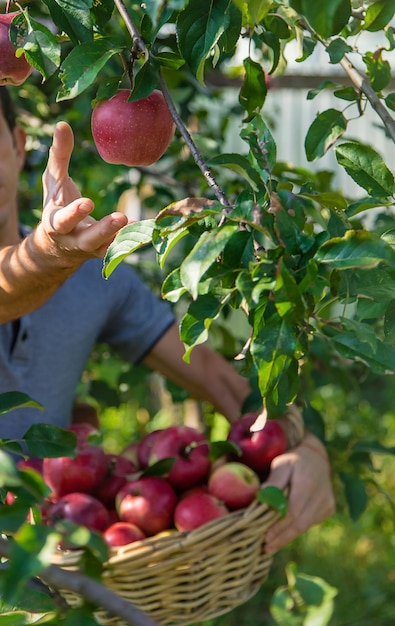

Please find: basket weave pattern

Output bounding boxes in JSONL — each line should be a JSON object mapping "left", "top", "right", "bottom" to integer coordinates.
{"left": 51, "top": 498, "right": 280, "bottom": 625}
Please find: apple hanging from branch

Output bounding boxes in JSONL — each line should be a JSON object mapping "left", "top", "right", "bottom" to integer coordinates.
{"left": 0, "top": 12, "right": 33, "bottom": 86}
{"left": 91, "top": 89, "right": 175, "bottom": 167}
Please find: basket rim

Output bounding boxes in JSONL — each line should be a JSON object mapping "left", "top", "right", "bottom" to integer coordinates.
{"left": 51, "top": 493, "right": 283, "bottom": 567}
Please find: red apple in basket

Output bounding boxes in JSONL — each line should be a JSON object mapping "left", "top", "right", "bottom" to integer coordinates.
{"left": 94, "top": 453, "right": 137, "bottom": 509}
{"left": 0, "top": 12, "right": 33, "bottom": 86}
{"left": 49, "top": 492, "right": 110, "bottom": 532}
{"left": 174, "top": 492, "right": 229, "bottom": 532}
{"left": 208, "top": 461, "right": 260, "bottom": 510}
{"left": 148, "top": 425, "right": 211, "bottom": 490}
{"left": 137, "top": 429, "right": 163, "bottom": 468}
{"left": 227, "top": 414, "right": 287, "bottom": 478}
{"left": 116, "top": 476, "right": 177, "bottom": 536}
{"left": 42, "top": 444, "right": 108, "bottom": 497}
{"left": 104, "top": 521, "right": 146, "bottom": 547}
{"left": 120, "top": 440, "right": 141, "bottom": 468}
{"left": 91, "top": 89, "right": 175, "bottom": 167}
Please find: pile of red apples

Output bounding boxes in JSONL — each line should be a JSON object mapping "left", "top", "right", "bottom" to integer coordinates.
{"left": 11, "top": 415, "right": 287, "bottom": 550}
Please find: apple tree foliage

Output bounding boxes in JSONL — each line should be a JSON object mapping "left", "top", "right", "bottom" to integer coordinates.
{"left": 1, "top": 0, "right": 395, "bottom": 623}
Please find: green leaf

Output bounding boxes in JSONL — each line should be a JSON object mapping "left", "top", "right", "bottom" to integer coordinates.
{"left": 102, "top": 220, "right": 156, "bottom": 278}
{"left": 208, "top": 153, "right": 262, "bottom": 190}
{"left": 61, "top": 607, "right": 101, "bottom": 626}
{"left": 332, "top": 331, "right": 395, "bottom": 375}
{"left": 143, "top": 457, "right": 176, "bottom": 476}
{"left": 0, "top": 450, "right": 23, "bottom": 488}
{"left": 240, "top": 116, "right": 277, "bottom": 179}
{"left": 0, "top": 392, "right": 42, "bottom": 416}
{"left": 180, "top": 293, "right": 224, "bottom": 359}
{"left": 23, "top": 424, "right": 77, "bottom": 458}
{"left": 351, "top": 439, "right": 395, "bottom": 456}
{"left": 340, "top": 472, "right": 368, "bottom": 520}
{"left": 364, "top": 0, "right": 395, "bottom": 32}
{"left": 161, "top": 268, "right": 187, "bottom": 303}
{"left": 9, "top": 13, "right": 61, "bottom": 80}
{"left": 363, "top": 50, "right": 392, "bottom": 92}
{"left": 326, "top": 38, "right": 353, "bottom": 63}
{"left": 256, "top": 486, "right": 288, "bottom": 517}
{"left": 270, "top": 562, "right": 337, "bottom": 626}
{"left": 385, "top": 91, "right": 395, "bottom": 111}
{"left": 307, "top": 80, "right": 341, "bottom": 100}
{"left": 251, "top": 317, "right": 297, "bottom": 404}
{"left": 239, "top": 57, "right": 267, "bottom": 122}
{"left": 176, "top": 0, "right": 232, "bottom": 83}
{"left": 0, "top": 501, "right": 32, "bottom": 534}
{"left": 333, "top": 86, "right": 360, "bottom": 101}
{"left": 57, "top": 38, "right": 124, "bottom": 101}
{"left": 209, "top": 440, "right": 241, "bottom": 461}
{"left": 153, "top": 226, "right": 189, "bottom": 269}
{"left": 293, "top": 0, "right": 351, "bottom": 38}
{"left": 384, "top": 299, "right": 395, "bottom": 342}
{"left": 42, "top": 0, "right": 93, "bottom": 45}
{"left": 305, "top": 109, "right": 347, "bottom": 161}
{"left": 4, "top": 524, "right": 61, "bottom": 604}
{"left": 232, "top": 0, "right": 272, "bottom": 24}
{"left": 315, "top": 230, "right": 395, "bottom": 270}
{"left": 180, "top": 225, "right": 237, "bottom": 299}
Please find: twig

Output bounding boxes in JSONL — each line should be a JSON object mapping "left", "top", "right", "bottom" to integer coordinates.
{"left": 339, "top": 56, "right": 395, "bottom": 144}
{"left": 300, "top": 18, "right": 395, "bottom": 144}
{"left": 113, "top": 0, "right": 147, "bottom": 59}
{"left": 0, "top": 537, "right": 161, "bottom": 626}
{"left": 158, "top": 73, "right": 232, "bottom": 209}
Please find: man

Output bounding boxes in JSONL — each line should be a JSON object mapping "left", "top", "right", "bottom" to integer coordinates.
{"left": 0, "top": 86, "right": 335, "bottom": 554}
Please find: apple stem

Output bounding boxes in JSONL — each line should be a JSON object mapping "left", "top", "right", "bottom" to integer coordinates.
{"left": 113, "top": 0, "right": 148, "bottom": 61}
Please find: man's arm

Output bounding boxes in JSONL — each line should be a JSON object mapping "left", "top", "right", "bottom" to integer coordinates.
{"left": 0, "top": 122, "right": 127, "bottom": 323}
{"left": 142, "top": 322, "right": 252, "bottom": 423}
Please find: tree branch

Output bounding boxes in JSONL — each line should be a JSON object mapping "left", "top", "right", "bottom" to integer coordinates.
{"left": 0, "top": 537, "right": 160, "bottom": 626}
{"left": 338, "top": 56, "right": 395, "bottom": 144}
{"left": 300, "top": 18, "right": 395, "bottom": 144}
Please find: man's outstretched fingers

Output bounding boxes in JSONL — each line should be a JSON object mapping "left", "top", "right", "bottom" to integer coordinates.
{"left": 46, "top": 122, "right": 74, "bottom": 177}
{"left": 44, "top": 199, "right": 95, "bottom": 235}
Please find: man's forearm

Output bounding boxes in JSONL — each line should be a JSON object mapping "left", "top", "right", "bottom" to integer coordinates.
{"left": 0, "top": 225, "right": 81, "bottom": 323}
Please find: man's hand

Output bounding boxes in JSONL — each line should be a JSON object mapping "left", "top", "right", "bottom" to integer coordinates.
{"left": 262, "top": 433, "right": 336, "bottom": 554}
{"left": 40, "top": 121, "right": 128, "bottom": 260}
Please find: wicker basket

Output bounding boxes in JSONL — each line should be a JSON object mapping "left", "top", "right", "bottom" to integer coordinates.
{"left": 51, "top": 496, "right": 281, "bottom": 626}
{"left": 50, "top": 408, "right": 305, "bottom": 626}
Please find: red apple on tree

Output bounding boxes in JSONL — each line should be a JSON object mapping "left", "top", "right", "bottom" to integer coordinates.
{"left": 227, "top": 414, "right": 287, "bottom": 478}
{"left": 103, "top": 521, "right": 146, "bottom": 548}
{"left": 49, "top": 492, "right": 110, "bottom": 532}
{"left": 148, "top": 425, "right": 211, "bottom": 490}
{"left": 42, "top": 444, "right": 108, "bottom": 497}
{"left": 174, "top": 492, "right": 229, "bottom": 532}
{"left": 91, "top": 89, "right": 175, "bottom": 167}
{"left": 116, "top": 476, "right": 177, "bottom": 536}
{"left": 0, "top": 12, "right": 33, "bottom": 86}
{"left": 208, "top": 461, "right": 260, "bottom": 510}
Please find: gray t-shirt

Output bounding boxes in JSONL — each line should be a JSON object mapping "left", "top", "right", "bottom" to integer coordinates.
{"left": 0, "top": 255, "right": 175, "bottom": 441}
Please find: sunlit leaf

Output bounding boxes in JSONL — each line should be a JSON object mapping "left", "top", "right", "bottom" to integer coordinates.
{"left": 102, "top": 220, "right": 155, "bottom": 278}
